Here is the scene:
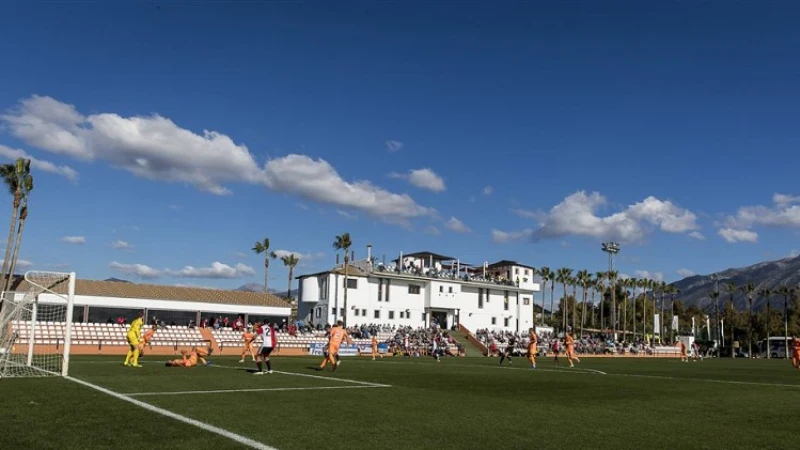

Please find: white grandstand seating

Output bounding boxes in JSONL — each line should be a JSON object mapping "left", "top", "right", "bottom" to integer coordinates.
{"left": 10, "top": 321, "right": 207, "bottom": 347}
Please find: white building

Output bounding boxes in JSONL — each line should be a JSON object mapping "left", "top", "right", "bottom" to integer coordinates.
{"left": 297, "top": 250, "right": 540, "bottom": 333}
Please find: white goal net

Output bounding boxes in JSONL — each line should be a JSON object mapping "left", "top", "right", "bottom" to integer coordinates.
{"left": 0, "top": 271, "right": 76, "bottom": 378}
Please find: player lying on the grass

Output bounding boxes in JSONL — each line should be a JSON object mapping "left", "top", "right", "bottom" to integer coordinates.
{"left": 138, "top": 321, "right": 158, "bottom": 356}
{"left": 123, "top": 311, "right": 145, "bottom": 367}
{"left": 238, "top": 325, "right": 257, "bottom": 363}
{"left": 253, "top": 321, "right": 277, "bottom": 375}
{"left": 317, "top": 320, "right": 352, "bottom": 372}
{"left": 165, "top": 346, "right": 213, "bottom": 367}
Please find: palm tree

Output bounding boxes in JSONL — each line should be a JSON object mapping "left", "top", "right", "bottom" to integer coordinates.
{"left": 280, "top": 254, "right": 300, "bottom": 300}
{"left": 627, "top": 278, "right": 637, "bottom": 339}
{"left": 251, "top": 238, "right": 274, "bottom": 293}
{"left": 658, "top": 281, "right": 667, "bottom": 340}
{"left": 1, "top": 159, "right": 29, "bottom": 294}
{"left": 666, "top": 284, "right": 678, "bottom": 342}
{"left": 538, "top": 267, "right": 552, "bottom": 326}
{"left": 740, "top": 283, "right": 756, "bottom": 357}
{"left": 725, "top": 282, "right": 737, "bottom": 354}
{"left": 5, "top": 172, "right": 33, "bottom": 293}
{"left": 709, "top": 290, "right": 720, "bottom": 344}
{"left": 333, "top": 232, "right": 353, "bottom": 327}
{"left": 777, "top": 284, "right": 794, "bottom": 356}
{"left": 595, "top": 271, "right": 606, "bottom": 330}
{"left": 556, "top": 267, "right": 572, "bottom": 332}
{"left": 569, "top": 275, "right": 578, "bottom": 331}
{"left": 608, "top": 270, "right": 619, "bottom": 337}
{"left": 577, "top": 270, "right": 590, "bottom": 336}
{"left": 758, "top": 287, "right": 772, "bottom": 358}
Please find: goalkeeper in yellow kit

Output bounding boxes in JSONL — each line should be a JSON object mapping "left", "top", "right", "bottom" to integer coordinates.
{"left": 123, "top": 311, "right": 145, "bottom": 367}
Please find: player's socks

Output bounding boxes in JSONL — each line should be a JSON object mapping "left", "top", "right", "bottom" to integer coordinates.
{"left": 131, "top": 349, "right": 140, "bottom": 366}
{"left": 265, "top": 359, "right": 272, "bottom": 373}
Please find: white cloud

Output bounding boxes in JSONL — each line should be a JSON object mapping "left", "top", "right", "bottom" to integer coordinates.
{"left": 634, "top": 270, "right": 664, "bottom": 281}
{"left": 515, "top": 191, "right": 698, "bottom": 243}
{"left": 511, "top": 208, "right": 538, "bottom": 219}
{"left": 718, "top": 228, "right": 758, "bottom": 243}
{"left": 424, "top": 226, "right": 441, "bottom": 235}
{"left": 109, "top": 261, "right": 161, "bottom": 279}
{"left": 3, "top": 96, "right": 433, "bottom": 223}
{"left": 336, "top": 209, "right": 358, "bottom": 220}
{"left": 265, "top": 154, "right": 434, "bottom": 221}
{"left": 61, "top": 236, "right": 86, "bottom": 244}
{"left": 389, "top": 168, "right": 446, "bottom": 193}
{"left": 166, "top": 262, "right": 256, "bottom": 279}
{"left": 385, "top": 140, "right": 404, "bottom": 152}
{"left": 772, "top": 193, "right": 800, "bottom": 206}
{"left": 491, "top": 228, "right": 534, "bottom": 243}
{"left": 444, "top": 216, "right": 471, "bottom": 233}
{"left": 0, "top": 145, "right": 78, "bottom": 182}
{"left": 483, "top": 186, "right": 493, "bottom": 196}
{"left": 111, "top": 240, "right": 134, "bottom": 250}
{"left": 271, "top": 249, "right": 324, "bottom": 261}
{"left": 231, "top": 251, "right": 248, "bottom": 258}
{"left": 688, "top": 231, "right": 706, "bottom": 240}
{"left": 17, "top": 259, "right": 34, "bottom": 270}
{"left": 677, "top": 268, "right": 695, "bottom": 278}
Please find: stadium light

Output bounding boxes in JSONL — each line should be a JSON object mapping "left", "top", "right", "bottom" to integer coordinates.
{"left": 601, "top": 242, "right": 620, "bottom": 340}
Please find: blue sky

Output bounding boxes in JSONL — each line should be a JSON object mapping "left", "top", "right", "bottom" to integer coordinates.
{"left": 1, "top": 2, "right": 800, "bottom": 292}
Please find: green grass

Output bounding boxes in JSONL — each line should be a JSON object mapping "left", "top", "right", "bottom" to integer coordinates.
{"left": 2, "top": 355, "right": 800, "bottom": 450}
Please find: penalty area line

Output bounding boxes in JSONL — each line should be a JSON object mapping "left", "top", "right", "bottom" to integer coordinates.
{"left": 126, "top": 385, "right": 389, "bottom": 397}
{"left": 65, "top": 376, "right": 277, "bottom": 450}
{"left": 209, "top": 364, "right": 392, "bottom": 388}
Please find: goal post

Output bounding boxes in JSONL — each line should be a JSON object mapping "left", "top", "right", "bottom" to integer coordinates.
{"left": 0, "top": 271, "right": 76, "bottom": 379}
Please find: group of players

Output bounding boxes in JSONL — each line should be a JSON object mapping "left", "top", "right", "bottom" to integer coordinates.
{"left": 122, "top": 310, "right": 800, "bottom": 374}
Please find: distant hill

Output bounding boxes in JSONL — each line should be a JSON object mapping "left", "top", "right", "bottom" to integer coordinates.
{"left": 670, "top": 256, "right": 800, "bottom": 311}
{"left": 235, "top": 282, "right": 297, "bottom": 299}
{"left": 104, "top": 277, "right": 131, "bottom": 283}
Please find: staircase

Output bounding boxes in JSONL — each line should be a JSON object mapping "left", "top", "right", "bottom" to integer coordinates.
{"left": 452, "top": 325, "right": 487, "bottom": 357}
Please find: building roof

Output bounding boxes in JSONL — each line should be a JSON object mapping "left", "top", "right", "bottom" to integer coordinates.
{"left": 486, "top": 260, "right": 536, "bottom": 271}
{"left": 296, "top": 265, "right": 370, "bottom": 280}
{"left": 391, "top": 251, "right": 456, "bottom": 262}
{"left": 9, "top": 276, "right": 291, "bottom": 308}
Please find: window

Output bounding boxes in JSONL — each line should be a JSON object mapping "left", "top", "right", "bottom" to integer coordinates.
{"left": 448, "top": 286, "right": 453, "bottom": 293}
{"left": 374, "top": 310, "right": 380, "bottom": 319}
{"left": 331, "top": 308, "right": 336, "bottom": 316}
{"left": 515, "top": 268, "right": 519, "bottom": 275}
{"left": 346, "top": 278, "right": 358, "bottom": 289}
{"left": 504, "top": 317, "right": 509, "bottom": 327}
{"left": 389, "top": 311, "right": 395, "bottom": 319}
{"left": 524, "top": 269, "right": 529, "bottom": 276}
{"left": 523, "top": 297, "right": 530, "bottom": 306}
{"left": 422, "top": 313, "right": 426, "bottom": 322}
{"left": 478, "top": 289, "right": 484, "bottom": 309}
{"left": 408, "top": 285, "right": 421, "bottom": 295}
{"left": 361, "top": 309, "right": 366, "bottom": 316}
{"left": 504, "top": 291, "right": 509, "bottom": 310}
{"left": 386, "top": 279, "right": 391, "bottom": 302}
{"left": 439, "top": 285, "right": 443, "bottom": 293}
{"left": 491, "top": 317, "right": 496, "bottom": 325}
{"left": 340, "top": 308, "right": 345, "bottom": 317}
{"left": 400, "top": 311, "right": 405, "bottom": 319}
{"left": 378, "top": 279, "right": 383, "bottom": 302}
{"left": 319, "top": 276, "right": 329, "bottom": 300}
{"left": 354, "top": 309, "right": 360, "bottom": 317}
{"left": 315, "top": 308, "right": 321, "bottom": 318}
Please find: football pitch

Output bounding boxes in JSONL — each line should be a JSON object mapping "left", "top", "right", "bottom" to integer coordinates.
{"left": 2, "top": 355, "right": 799, "bottom": 450}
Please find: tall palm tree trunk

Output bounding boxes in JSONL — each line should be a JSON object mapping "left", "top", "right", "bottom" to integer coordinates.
{"left": 5, "top": 206, "right": 27, "bottom": 293}
{"left": 287, "top": 266, "right": 293, "bottom": 300}
{"left": 571, "top": 284, "right": 577, "bottom": 332}
{"left": 748, "top": 297, "right": 753, "bottom": 357}
{"left": 540, "top": 283, "right": 546, "bottom": 326}
{"left": 580, "top": 283, "right": 588, "bottom": 336}
{"left": 343, "top": 257, "right": 349, "bottom": 327}
{"left": 591, "top": 288, "right": 597, "bottom": 328}
{"left": 630, "top": 291, "right": 635, "bottom": 341}
{"left": 263, "top": 259, "right": 269, "bottom": 293}
{"left": 549, "top": 283, "right": 555, "bottom": 324}
{"left": 660, "top": 292, "right": 665, "bottom": 339}
{"left": 1, "top": 191, "right": 20, "bottom": 294}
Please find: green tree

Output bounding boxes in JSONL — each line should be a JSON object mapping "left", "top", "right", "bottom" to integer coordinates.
{"left": 251, "top": 238, "right": 274, "bottom": 293}
{"left": 3, "top": 159, "right": 33, "bottom": 293}
{"left": 1, "top": 158, "right": 31, "bottom": 293}
{"left": 280, "top": 254, "right": 300, "bottom": 300}
{"left": 740, "top": 283, "right": 756, "bottom": 355}
{"left": 537, "top": 267, "right": 552, "bottom": 326}
{"left": 577, "top": 269, "right": 591, "bottom": 336}
{"left": 555, "top": 268, "right": 572, "bottom": 332}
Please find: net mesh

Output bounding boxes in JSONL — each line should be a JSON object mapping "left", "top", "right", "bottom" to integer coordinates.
{"left": 0, "top": 271, "right": 74, "bottom": 378}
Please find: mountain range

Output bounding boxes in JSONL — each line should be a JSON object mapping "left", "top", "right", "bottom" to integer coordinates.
{"left": 669, "top": 256, "right": 800, "bottom": 311}
{"left": 234, "top": 282, "right": 297, "bottom": 298}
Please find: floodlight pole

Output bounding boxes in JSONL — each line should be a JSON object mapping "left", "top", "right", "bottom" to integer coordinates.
{"left": 601, "top": 242, "right": 620, "bottom": 341}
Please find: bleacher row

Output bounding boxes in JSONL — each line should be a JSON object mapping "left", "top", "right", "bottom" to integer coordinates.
{"left": 211, "top": 328, "right": 398, "bottom": 351}
{"left": 11, "top": 321, "right": 206, "bottom": 347}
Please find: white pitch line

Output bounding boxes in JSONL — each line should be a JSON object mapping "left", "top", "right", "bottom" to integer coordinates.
{"left": 607, "top": 372, "right": 800, "bottom": 389}
{"left": 66, "top": 376, "right": 277, "bottom": 450}
{"left": 208, "top": 364, "right": 392, "bottom": 388}
{"left": 493, "top": 365, "right": 607, "bottom": 375}
{"left": 126, "top": 384, "right": 389, "bottom": 397}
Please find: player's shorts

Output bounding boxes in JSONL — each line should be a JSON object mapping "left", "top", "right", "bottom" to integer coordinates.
{"left": 126, "top": 335, "right": 139, "bottom": 346}
{"left": 259, "top": 346, "right": 274, "bottom": 357}
{"left": 528, "top": 346, "right": 537, "bottom": 356}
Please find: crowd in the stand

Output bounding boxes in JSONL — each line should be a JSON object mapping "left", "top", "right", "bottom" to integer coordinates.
{"left": 475, "top": 328, "right": 673, "bottom": 356}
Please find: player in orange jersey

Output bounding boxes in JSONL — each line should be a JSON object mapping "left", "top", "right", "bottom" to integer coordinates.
{"left": 138, "top": 323, "right": 157, "bottom": 356}
{"left": 316, "top": 320, "right": 352, "bottom": 371}
{"left": 165, "top": 346, "right": 212, "bottom": 367}
{"left": 564, "top": 330, "right": 580, "bottom": 368}
{"left": 527, "top": 328, "right": 538, "bottom": 370}
{"left": 371, "top": 335, "right": 383, "bottom": 360}
{"left": 238, "top": 326, "right": 257, "bottom": 363}
{"left": 678, "top": 340, "right": 688, "bottom": 362}
{"left": 791, "top": 337, "right": 800, "bottom": 371}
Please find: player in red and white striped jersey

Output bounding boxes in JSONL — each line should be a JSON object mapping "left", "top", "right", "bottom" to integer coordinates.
{"left": 253, "top": 322, "right": 277, "bottom": 375}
